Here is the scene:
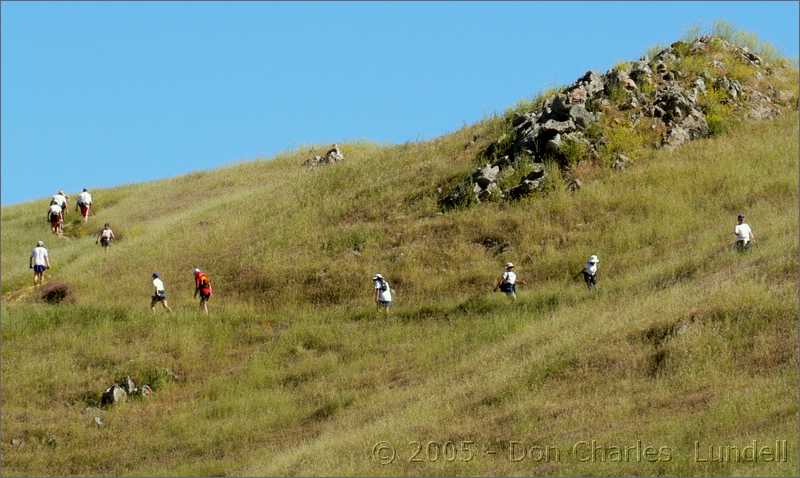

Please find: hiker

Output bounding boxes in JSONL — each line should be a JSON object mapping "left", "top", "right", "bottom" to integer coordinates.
{"left": 96, "top": 223, "right": 115, "bottom": 250}
{"left": 494, "top": 262, "right": 525, "bottom": 300}
{"left": 575, "top": 255, "right": 599, "bottom": 290}
{"left": 734, "top": 213, "right": 754, "bottom": 252}
{"left": 50, "top": 190, "right": 68, "bottom": 221}
{"left": 325, "top": 143, "right": 344, "bottom": 162}
{"left": 76, "top": 188, "right": 92, "bottom": 223}
{"left": 48, "top": 202, "right": 63, "bottom": 235}
{"left": 150, "top": 273, "right": 173, "bottom": 313}
{"left": 193, "top": 268, "right": 213, "bottom": 315}
{"left": 29, "top": 240, "right": 50, "bottom": 286}
{"left": 373, "top": 273, "right": 393, "bottom": 314}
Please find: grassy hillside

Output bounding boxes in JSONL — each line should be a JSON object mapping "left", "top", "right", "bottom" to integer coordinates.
{"left": 1, "top": 32, "right": 798, "bottom": 475}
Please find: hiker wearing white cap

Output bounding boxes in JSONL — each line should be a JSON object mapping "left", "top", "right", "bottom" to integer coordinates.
{"left": 576, "top": 255, "right": 599, "bottom": 290}
{"left": 494, "top": 262, "right": 525, "bottom": 300}
{"left": 373, "top": 273, "right": 393, "bottom": 314}
{"left": 76, "top": 188, "right": 92, "bottom": 223}
{"left": 193, "top": 268, "right": 213, "bottom": 315}
{"left": 48, "top": 203, "right": 63, "bottom": 235}
{"left": 29, "top": 240, "right": 50, "bottom": 286}
{"left": 50, "top": 190, "right": 68, "bottom": 221}
{"left": 150, "top": 272, "right": 172, "bottom": 313}
{"left": 734, "top": 213, "right": 754, "bottom": 253}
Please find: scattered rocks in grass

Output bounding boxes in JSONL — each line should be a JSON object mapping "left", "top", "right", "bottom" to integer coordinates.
{"left": 612, "top": 153, "right": 631, "bottom": 171}
{"left": 101, "top": 384, "right": 127, "bottom": 406}
{"left": 567, "top": 178, "right": 583, "bottom": 192}
{"left": 303, "top": 144, "right": 344, "bottom": 168}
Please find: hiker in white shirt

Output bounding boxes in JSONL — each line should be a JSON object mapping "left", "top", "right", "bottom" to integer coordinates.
{"left": 734, "top": 213, "right": 754, "bottom": 252}
{"left": 96, "top": 223, "right": 115, "bottom": 250}
{"left": 150, "top": 272, "right": 173, "bottom": 313}
{"left": 51, "top": 190, "right": 68, "bottom": 221}
{"left": 48, "top": 203, "right": 63, "bottom": 235}
{"left": 494, "top": 262, "right": 525, "bottom": 300}
{"left": 77, "top": 188, "right": 93, "bottom": 223}
{"left": 373, "top": 273, "right": 393, "bottom": 314}
{"left": 29, "top": 241, "right": 51, "bottom": 286}
{"left": 575, "top": 255, "right": 599, "bottom": 290}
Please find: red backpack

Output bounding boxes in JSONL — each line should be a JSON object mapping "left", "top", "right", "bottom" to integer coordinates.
{"left": 197, "top": 272, "right": 212, "bottom": 294}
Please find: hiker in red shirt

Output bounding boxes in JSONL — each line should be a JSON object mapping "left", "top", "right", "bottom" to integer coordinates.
{"left": 193, "top": 268, "right": 213, "bottom": 315}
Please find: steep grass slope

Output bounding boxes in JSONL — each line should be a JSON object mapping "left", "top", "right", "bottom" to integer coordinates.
{"left": 2, "top": 26, "right": 799, "bottom": 475}
{"left": 1, "top": 111, "right": 797, "bottom": 476}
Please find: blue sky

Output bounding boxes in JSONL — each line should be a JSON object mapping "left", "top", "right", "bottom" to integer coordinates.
{"left": 2, "top": 1, "right": 798, "bottom": 205}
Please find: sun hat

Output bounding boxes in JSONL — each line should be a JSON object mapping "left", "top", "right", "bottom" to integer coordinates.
{"left": 505, "top": 262, "right": 514, "bottom": 269}
{"left": 37, "top": 240, "right": 44, "bottom": 247}
{"left": 193, "top": 268, "right": 200, "bottom": 273}
{"left": 373, "top": 273, "right": 383, "bottom": 280}
{"left": 588, "top": 255, "right": 599, "bottom": 263}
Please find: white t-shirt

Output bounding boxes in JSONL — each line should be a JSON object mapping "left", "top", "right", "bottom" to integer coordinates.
{"left": 49, "top": 204, "right": 62, "bottom": 215}
{"left": 52, "top": 194, "right": 67, "bottom": 207}
{"left": 78, "top": 191, "right": 92, "bottom": 205}
{"left": 502, "top": 271, "right": 517, "bottom": 284}
{"left": 101, "top": 228, "right": 113, "bottom": 239}
{"left": 735, "top": 223, "right": 752, "bottom": 242}
{"left": 585, "top": 262, "right": 598, "bottom": 275}
{"left": 152, "top": 278, "right": 166, "bottom": 293}
{"left": 31, "top": 246, "right": 49, "bottom": 266}
{"left": 374, "top": 279, "right": 392, "bottom": 302}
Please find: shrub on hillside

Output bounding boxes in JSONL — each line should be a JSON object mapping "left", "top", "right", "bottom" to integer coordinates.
{"left": 40, "top": 282, "right": 73, "bottom": 304}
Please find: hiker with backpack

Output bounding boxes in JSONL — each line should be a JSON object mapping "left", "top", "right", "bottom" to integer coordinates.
{"left": 150, "top": 273, "right": 173, "bottom": 313}
{"left": 193, "top": 268, "right": 213, "bottom": 315}
{"left": 373, "top": 273, "right": 393, "bottom": 314}
{"left": 494, "top": 262, "right": 525, "bottom": 300}
{"left": 77, "top": 188, "right": 92, "bottom": 223}
{"left": 574, "top": 255, "right": 600, "bottom": 290}
{"left": 50, "top": 190, "right": 68, "bottom": 222}
{"left": 48, "top": 203, "right": 63, "bottom": 235}
{"left": 734, "top": 213, "right": 754, "bottom": 253}
{"left": 29, "top": 240, "right": 50, "bottom": 286}
{"left": 96, "top": 223, "right": 115, "bottom": 250}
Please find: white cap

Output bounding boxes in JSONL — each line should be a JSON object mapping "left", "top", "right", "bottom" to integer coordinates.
{"left": 505, "top": 262, "right": 514, "bottom": 269}
{"left": 193, "top": 268, "right": 200, "bottom": 273}
{"left": 37, "top": 240, "right": 44, "bottom": 247}
{"left": 373, "top": 273, "right": 383, "bottom": 280}
{"left": 588, "top": 255, "right": 599, "bottom": 263}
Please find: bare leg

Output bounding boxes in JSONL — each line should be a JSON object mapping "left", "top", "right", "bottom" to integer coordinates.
{"left": 163, "top": 301, "right": 173, "bottom": 313}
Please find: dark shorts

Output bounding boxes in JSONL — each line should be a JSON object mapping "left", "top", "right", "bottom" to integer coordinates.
{"left": 79, "top": 203, "right": 90, "bottom": 216}
{"left": 199, "top": 290, "right": 211, "bottom": 300}
{"left": 583, "top": 272, "right": 597, "bottom": 285}
{"left": 499, "top": 282, "right": 516, "bottom": 294}
{"left": 734, "top": 240, "right": 752, "bottom": 252}
{"left": 152, "top": 293, "right": 167, "bottom": 302}
{"left": 33, "top": 265, "right": 46, "bottom": 273}
{"left": 378, "top": 300, "right": 392, "bottom": 308}
{"left": 50, "top": 214, "right": 61, "bottom": 226}
{"left": 100, "top": 237, "right": 110, "bottom": 247}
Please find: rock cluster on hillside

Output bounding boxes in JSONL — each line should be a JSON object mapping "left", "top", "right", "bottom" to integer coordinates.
{"left": 442, "top": 36, "right": 795, "bottom": 208}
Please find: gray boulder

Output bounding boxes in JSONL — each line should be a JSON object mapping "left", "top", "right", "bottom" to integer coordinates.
{"left": 473, "top": 164, "right": 500, "bottom": 188}
{"left": 101, "top": 384, "right": 127, "bottom": 406}
{"left": 538, "top": 118, "right": 576, "bottom": 135}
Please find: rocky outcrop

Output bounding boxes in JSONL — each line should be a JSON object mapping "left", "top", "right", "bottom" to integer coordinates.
{"left": 440, "top": 35, "right": 794, "bottom": 208}
{"left": 100, "top": 375, "right": 154, "bottom": 407}
{"left": 304, "top": 145, "right": 344, "bottom": 168}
